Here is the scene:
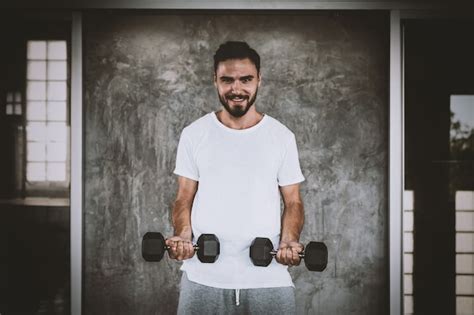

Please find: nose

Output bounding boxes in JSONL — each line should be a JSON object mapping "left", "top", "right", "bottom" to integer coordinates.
{"left": 231, "top": 80, "right": 242, "bottom": 93}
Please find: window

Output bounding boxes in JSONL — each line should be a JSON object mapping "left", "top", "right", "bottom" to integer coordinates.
{"left": 452, "top": 95, "right": 474, "bottom": 315}
{"left": 25, "top": 40, "right": 68, "bottom": 183}
{"left": 5, "top": 91, "right": 22, "bottom": 115}
{"left": 456, "top": 191, "right": 474, "bottom": 314}
{"left": 404, "top": 190, "right": 414, "bottom": 315}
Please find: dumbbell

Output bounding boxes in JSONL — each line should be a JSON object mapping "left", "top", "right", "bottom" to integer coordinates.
{"left": 249, "top": 237, "right": 328, "bottom": 271}
{"left": 142, "top": 232, "right": 220, "bottom": 263}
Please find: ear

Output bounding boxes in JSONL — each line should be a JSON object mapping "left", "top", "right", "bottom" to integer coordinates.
{"left": 257, "top": 72, "right": 262, "bottom": 88}
{"left": 213, "top": 73, "right": 217, "bottom": 88}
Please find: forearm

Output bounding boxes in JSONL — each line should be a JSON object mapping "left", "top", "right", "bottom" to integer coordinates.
{"left": 280, "top": 201, "right": 304, "bottom": 242}
{"left": 172, "top": 198, "right": 193, "bottom": 240}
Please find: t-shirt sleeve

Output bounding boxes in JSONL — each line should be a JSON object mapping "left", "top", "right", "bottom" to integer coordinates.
{"left": 173, "top": 128, "right": 199, "bottom": 181}
{"left": 277, "top": 133, "right": 305, "bottom": 187}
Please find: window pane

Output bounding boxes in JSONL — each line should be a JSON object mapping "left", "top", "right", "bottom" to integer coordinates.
{"left": 404, "top": 253, "right": 413, "bottom": 274}
{"left": 27, "top": 102, "right": 47, "bottom": 121}
{"left": 47, "top": 142, "right": 67, "bottom": 162}
{"left": 404, "top": 232, "right": 413, "bottom": 252}
{"left": 457, "top": 234, "right": 474, "bottom": 253}
{"left": 27, "top": 122, "right": 46, "bottom": 142}
{"left": 47, "top": 81, "right": 67, "bottom": 101}
{"left": 15, "top": 92, "right": 21, "bottom": 102}
{"left": 27, "top": 41, "right": 46, "bottom": 60}
{"left": 47, "top": 102, "right": 67, "bottom": 121}
{"left": 404, "top": 295, "right": 413, "bottom": 314}
{"left": 457, "top": 297, "right": 474, "bottom": 315}
{"left": 457, "top": 191, "right": 474, "bottom": 211}
{"left": 47, "top": 122, "right": 67, "bottom": 142}
{"left": 48, "top": 41, "right": 67, "bottom": 60}
{"left": 27, "top": 61, "right": 46, "bottom": 80}
{"left": 48, "top": 61, "right": 67, "bottom": 80}
{"left": 6, "top": 92, "right": 13, "bottom": 102}
{"left": 6, "top": 104, "right": 13, "bottom": 115}
{"left": 27, "top": 142, "right": 46, "bottom": 162}
{"left": 14, "top": 104, "right": 22, "bottom": 115}
{"left": 456, "top": 275, "right": 474, "bottom": 295}
{"left": 457, "top": 254, "right": 474, "bottom": 274}
{"left": 451, "top": 95, "right": 474, "bottom": 138}
{"left": 404, "top": 190, "right": 414, "bottom": 211}
{"left": 404, "top": 211, "right": 414, "bottom": 232}
{"left": 47, "top": 162, "right": 66, "bottom": 181}
{"left": 404, "top": 274, "right": 413, "bottom": 294}
{"left": 457, "top": 213, "right": 474, "bottom": 232}
{"left": 27, "top": 162, "right": 46, "bottom": 181}
{"left": 27, "top": 81, "right": 46, "bottom": 101}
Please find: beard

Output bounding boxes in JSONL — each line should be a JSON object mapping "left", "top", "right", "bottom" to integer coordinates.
{"left": 218, "top": 88, "right": 258, "bottom": 118}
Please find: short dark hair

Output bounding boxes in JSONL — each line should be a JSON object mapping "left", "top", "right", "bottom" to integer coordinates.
{"left": 213, "top": 41, "right": 260, "bottom": 74}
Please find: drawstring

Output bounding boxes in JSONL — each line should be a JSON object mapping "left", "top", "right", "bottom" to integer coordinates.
{"left": 235, "top": 289, "right": 240, "bottom": 306}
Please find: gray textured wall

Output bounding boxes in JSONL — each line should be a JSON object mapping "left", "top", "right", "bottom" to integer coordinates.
{"left": 84, "top": 12, "right": 389, "bottom": 314}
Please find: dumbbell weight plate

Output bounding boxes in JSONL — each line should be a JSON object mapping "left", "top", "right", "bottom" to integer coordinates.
{"left": 142, "top": 232, "right": 167, "bottom": 262}
{"left": 249, "top": 238, "right": 274, "bottom": 267}
{"left": 303, "top": 241, "right": 328, "bottom": 271}
{"left": 197, "top": 234, "right": 220, "bottom": 263}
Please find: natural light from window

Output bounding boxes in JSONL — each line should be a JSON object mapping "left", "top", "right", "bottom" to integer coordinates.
{"left": 5, "top": 91, "right": 22, "bottom": 115}
{"left": 455, "top": 191, "right": 474, "bottom": 315}
{"left": 404, "top": 190, "right": 414, "bottom": 315}
{"left": 26, "top": 40, "right": 68, "bottom": 182}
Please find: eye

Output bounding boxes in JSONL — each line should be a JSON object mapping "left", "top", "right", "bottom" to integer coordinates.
{"left": 221, "top": 78, "right": 233, "bottom": 84}
{"left": 241, "top": 77, "right": 252, "bottom": 83}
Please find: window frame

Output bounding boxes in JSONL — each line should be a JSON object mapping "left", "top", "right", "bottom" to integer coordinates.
{"left": 21, "top": 26, "right": 71, "bottom": 198}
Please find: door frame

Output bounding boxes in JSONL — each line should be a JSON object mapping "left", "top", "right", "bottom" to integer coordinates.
{"left": 69, "top": 5, "right": 472, "bottom": 315}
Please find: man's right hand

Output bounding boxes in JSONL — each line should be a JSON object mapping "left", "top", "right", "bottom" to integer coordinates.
{"left": 165, "top": 236, "right": 195, "bottom": 261}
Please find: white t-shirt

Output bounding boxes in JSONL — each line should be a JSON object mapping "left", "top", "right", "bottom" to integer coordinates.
{"left": 173, "top": 111, "right": 305, "bottom": 289}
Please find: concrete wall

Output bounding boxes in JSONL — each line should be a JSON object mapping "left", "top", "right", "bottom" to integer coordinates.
{"left": 84, "top": 11, "right": 389, "bottom": 314}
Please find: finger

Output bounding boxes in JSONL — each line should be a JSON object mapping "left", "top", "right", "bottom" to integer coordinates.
{"left": 182, "top": 241, "right": 189, "bottom": 259}
{"left": 279, "top": 248, "right": 286, "bottom": 264}
{"left": 176, "top": 240, "right": 184, "bottom": 260}
{"left": 167, "top": 241, "right": 176, "bottom": 258}
{"left": 285, "top": 248, "right": 293, "bottom": 266}
{"left": 279, "top": 248, "right": 286, "bottom": 265}
{"left": 164, "top": 241, "right": 171, "bottom": 253}
{"left": 276, "top": 248, "right": 282, "bottom": 263}
{"left": 189, "top": 242, "right": 196, "bottom": 258}
{"left": 287, "top": 248, "right": 294, "bottom": 266}
{"left": 180, "top": 240, "right": 188, "bottom": 260}
{"left": 279, "top": 248, "right": 287, "bottom": 264}
{"left": 171, "top": 240, "right": 178, "bottom": 251}
{"left": 185, "top": 242, "right": 194, "bottom": 259}
{"left": 280, "top": 247, "right": 288, "bottom": 265}
{"left": 291, "top": 248, "right": 301, "bottom": 266}
{"left": 181, "top": 241, "right": 189, "bottom": 259}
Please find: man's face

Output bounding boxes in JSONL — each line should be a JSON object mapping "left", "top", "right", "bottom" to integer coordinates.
{"left": 214, "top": 58, "right": 261, "bottom": 118}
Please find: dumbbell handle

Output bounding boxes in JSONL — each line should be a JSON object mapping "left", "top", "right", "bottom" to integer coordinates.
{"left": 164, "top": 243, "right": 200, "bottom": 251}
{"left": 269, "top": 250, "right": 305, "bottom": 258}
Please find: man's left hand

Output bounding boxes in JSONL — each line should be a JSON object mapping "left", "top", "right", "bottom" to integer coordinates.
{"left": 275, "top": 241, "right": 304, "bottom": 267}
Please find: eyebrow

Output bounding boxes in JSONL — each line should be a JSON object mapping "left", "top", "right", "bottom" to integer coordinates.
{"left": 219, "top": 75, "right": 255, "bottom": 81}
{"left": 240, "top": 75, "right": 254, "bottom": 81}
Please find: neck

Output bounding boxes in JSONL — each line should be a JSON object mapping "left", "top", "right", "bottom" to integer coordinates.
{"left": 215, "top": 107, "right": 264, "bottom": 130}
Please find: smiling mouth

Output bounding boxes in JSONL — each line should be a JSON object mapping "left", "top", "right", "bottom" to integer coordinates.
{"left": 227, "top": 95, "right": 248, "bottom": 102}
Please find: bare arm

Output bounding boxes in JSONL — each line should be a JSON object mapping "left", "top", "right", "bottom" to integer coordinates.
{"left": 276, "top": 183, "right": 305, "bottom": 266}
{"left": 172, "top": 176, "right": 198, "bottom": 239}
{"left": 280, "top": 184, "right": 304, "bottom": 242}
{"left": 166, "top": 176, "right": 198, "bottom": 261}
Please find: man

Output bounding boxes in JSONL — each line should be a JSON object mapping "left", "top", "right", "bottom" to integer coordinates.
{"left": 166, "top": 41, "right": 305, "bottom": 314}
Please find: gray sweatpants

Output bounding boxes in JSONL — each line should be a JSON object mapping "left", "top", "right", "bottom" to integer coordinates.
{"left": 177, "top": 272, "right": 296, "bottom": 315}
